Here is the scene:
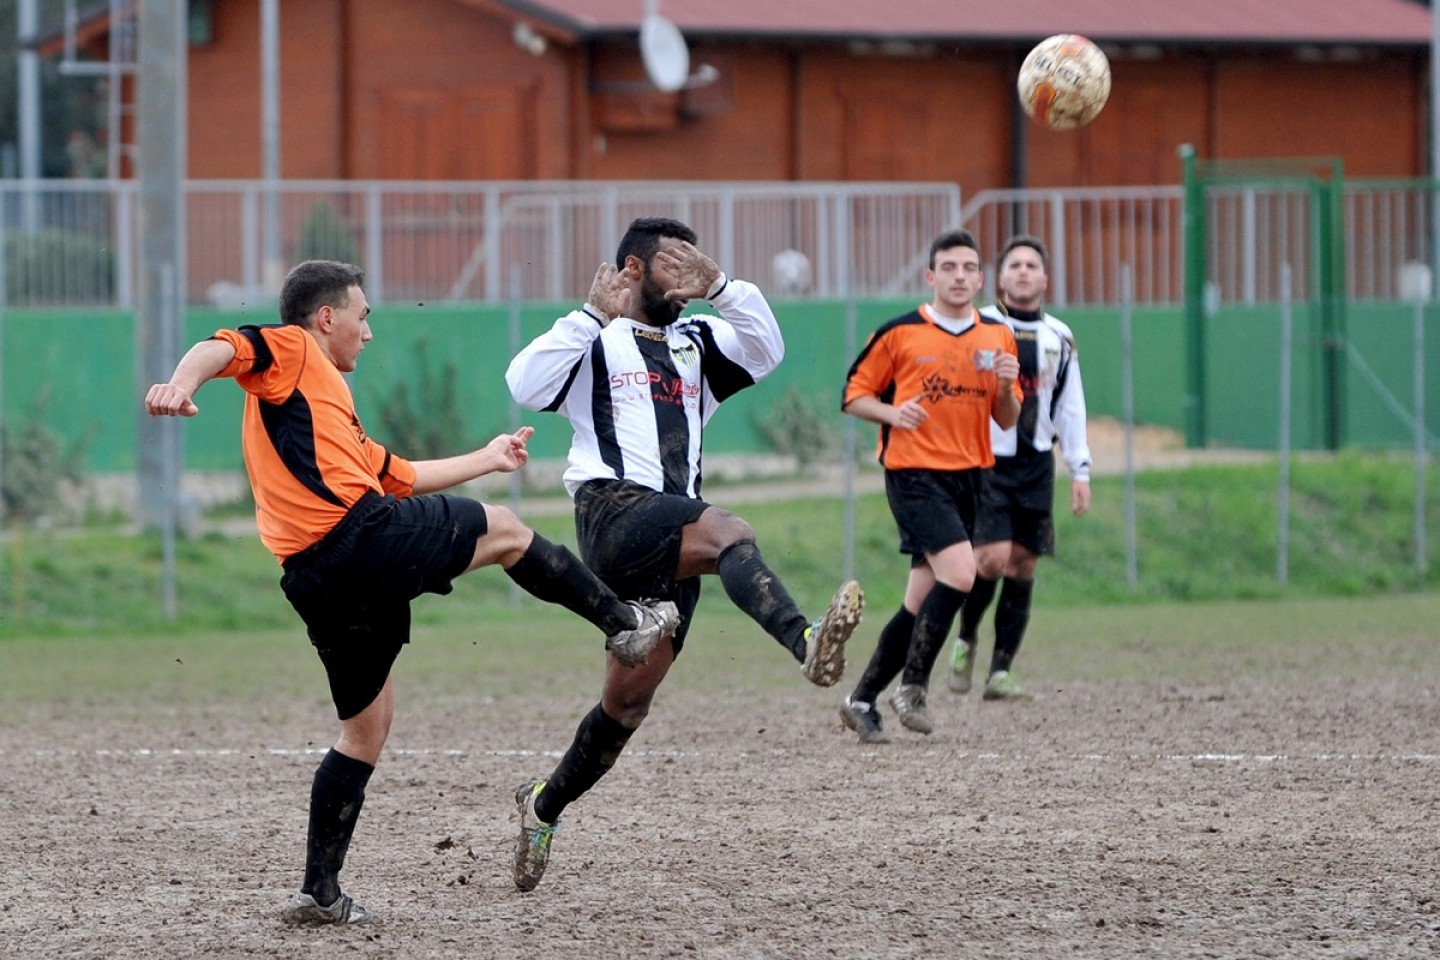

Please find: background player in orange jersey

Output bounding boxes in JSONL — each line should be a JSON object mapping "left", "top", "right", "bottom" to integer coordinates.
{"left": 837, "top": 230, "right": 1022, "bottom": 743}
{"left": 144, "top": 259, "right": 677, "bottom": 926}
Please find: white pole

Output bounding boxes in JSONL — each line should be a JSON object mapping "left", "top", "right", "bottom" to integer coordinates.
{"left": 1400, "top": 261, "right": 1431, "bottom": 575}
{"left": 838, "top": 195, "right": 856, "bottom": 583}
{"left": 1432, "top": 1, "right": 1440, "bottom": 283}
{"left": 1414, "top": 283, "right": 1429, "bottom": 575}
{"left": 1277, "top": 264, "right": 1292, "bottom": 585}
{"left": 508, "top": 265, "right": 524, "bottom": 610}
{"left": 1119, "top": 263, "right": 1137, "bottom": 589}
{"left": 160, "top": 262, "right": 177, "bottom": 620}
{"left": 261, "top": 0, "right": 283, "bottom": 291}
{"left": 17, "top": 0, "right": 40, "bottom": 231}
{"left": 0, "top": 200, "right": 6, "bottom": 529}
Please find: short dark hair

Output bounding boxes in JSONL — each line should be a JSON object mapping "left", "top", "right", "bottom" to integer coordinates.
{"left": 928, "top": 230, "right": 980, "bottom": 269}
{"left": 616, "top": 217, "right": 698, "bottom": 268}
{"left": 998, "top": 234, "right": 1049, "bottom": 271}
{"left": 279, "top": 260, "right": 365, "bottom": 326}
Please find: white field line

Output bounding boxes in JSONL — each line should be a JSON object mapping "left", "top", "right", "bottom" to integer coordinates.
{"left": 3, "top": 747, "right": 1439, "bottom": 763}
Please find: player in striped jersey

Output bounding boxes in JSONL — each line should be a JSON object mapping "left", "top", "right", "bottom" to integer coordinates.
{"left": 837, "top": 230, "right": 1022, "bottom": 743}
{"left": 505, "top": 217, "right": 864, "bottom": 891}
{"left": 949, "top": 235, "right": 1092, "bottom": 702}
{"left": 144, "top": 260, "right": 678, "bottom": 926}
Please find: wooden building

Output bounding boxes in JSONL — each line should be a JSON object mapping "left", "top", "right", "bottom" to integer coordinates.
{"left": 41, "top": 0, "right": 1434, "bottom": 187}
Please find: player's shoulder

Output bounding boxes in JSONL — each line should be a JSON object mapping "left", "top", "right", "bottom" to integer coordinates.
{"left": 978, "top": 304, "right": 1009, "bottom": 324}
{"left": 228, "top": 322, "right": 304, "bottom": 358}
{"left": 1040, "top": 313, "right": 1079, "bottom": 351}
{"left": 870, "top": 308, "right": 927, "bottom": 338}
{"left": 1041, "top": 312, "right": 1076, "bottom": 338}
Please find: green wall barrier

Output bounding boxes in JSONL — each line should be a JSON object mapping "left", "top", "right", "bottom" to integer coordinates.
{"left": 2, "top": 298, "right": 1434, "bottom": 475}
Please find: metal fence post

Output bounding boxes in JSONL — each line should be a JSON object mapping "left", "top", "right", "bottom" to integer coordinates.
{"left": 1119, "top": 263, "right": 1137, "bottom": 589}
{"left": 1277, "top": 263, "right": 1293, "bottom": 585}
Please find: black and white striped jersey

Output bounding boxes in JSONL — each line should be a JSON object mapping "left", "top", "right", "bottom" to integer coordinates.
{"left": 979, "top": 304, "right": 1091, "bottom": 481}
{"left": 506, "top": 277, "right": 784, "bottom": 498}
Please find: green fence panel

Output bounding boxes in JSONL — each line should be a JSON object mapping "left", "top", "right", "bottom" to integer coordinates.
{"left": 4, "top": 299, "right": 1431, "bottom": 475}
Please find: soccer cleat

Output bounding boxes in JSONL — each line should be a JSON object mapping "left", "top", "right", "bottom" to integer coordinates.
{"left": 888, "top": 683, "right": 934, "bottom": 734}
{"left": 606, "top": 600, "right": 681, "bottom": 667}
{"left": 982, "top": 670, "right": 1035, "bottom": 702}
{"left": 801, "top": 580, "right": 864, "bottom": 687}
{"left": 839, "top": 695, "right": 890, "bottom": 744}
{"left": 946, "top": 638, "right": 977, "bottom": 695}
{"left": 281, "top": 891, "right": 378, "bottom": 926}
{"left": 513, "top": 779, "right": 560, "bottom": 892}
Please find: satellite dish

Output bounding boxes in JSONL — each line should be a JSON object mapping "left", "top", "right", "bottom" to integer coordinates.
{"left": 640, "top": 12, "right": 690, "bottom": 93}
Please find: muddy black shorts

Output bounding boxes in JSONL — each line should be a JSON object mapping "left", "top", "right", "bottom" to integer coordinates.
{"left": 279, "top": 491, "right": 489, "bottom": 720}
{"left": 573, "top": 478, "right": 708, "bottom": 651}
{"left": 885, "top": 467, "right": 983, "bottom": 558}
{"left": 973, "top": 454, "right": 1056, "bottom": 556}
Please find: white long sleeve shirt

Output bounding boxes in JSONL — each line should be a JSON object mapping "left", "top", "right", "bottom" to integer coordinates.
{"left": 979, "top": 304, "right": 1092, "bottom": 481}
{"left": 506, "top": 276, "right": 785, "bottom": 497}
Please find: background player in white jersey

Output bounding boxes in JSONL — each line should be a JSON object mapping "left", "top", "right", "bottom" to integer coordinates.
{"left": 948, "top": 235, "right": 1092, "bottom": 701}
{"left": 505, "top": 216, "right": 864, "bottom": 891}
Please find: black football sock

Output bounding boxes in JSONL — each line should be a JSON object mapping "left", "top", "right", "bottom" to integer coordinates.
{"left": 716, "top": 540, "right": 810, "bottom": 661}
{"left": 956, "top": 573, "right": 998, "bottom": 643}
{"left": 301, "top": 749, "right": 374, "bottom": 907}
{"left": 536, "top": 704, "right": 635, "bottom": 824}
{"left": 505, "top": 533, "right": 636, "bottom": 636}
{"left": 901, "top": 582, "right": 968, "bottom": 688}
{"left": 991, "top": 577, "right": 1035, "bottom": 675}
{"left": 850, "top": 606, "right": 917, "bottom": 705}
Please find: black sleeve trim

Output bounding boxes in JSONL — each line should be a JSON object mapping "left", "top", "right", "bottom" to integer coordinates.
{"left": 543, "top": 358, "right": 586, "bottom": 413}
{"left": 235, "top": 324, "right": 280, "bottom": 373}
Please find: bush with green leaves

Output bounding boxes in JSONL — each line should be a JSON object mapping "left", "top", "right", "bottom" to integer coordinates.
{"left": 293, "top": 201, "right": 363, "bottom": 268}
{"left": 755, "top": 385, "right": 840, "bottom": 465}
{"left": 1, "top": 396, "right": 88, "bottom": 525}
{"left": 372, "top": 338, "right": 472, "bottom": 460}
{"left": 4, "top": 229, "right": 115, "bottom": 304}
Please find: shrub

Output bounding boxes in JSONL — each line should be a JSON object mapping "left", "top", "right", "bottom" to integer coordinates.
{"left": 293, "top": 201, "right": 363, "bottom": 268}
{"left": 4, "top": 229, "right": 115, "bottom": 304}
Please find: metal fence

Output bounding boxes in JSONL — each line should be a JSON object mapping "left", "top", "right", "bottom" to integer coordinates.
{"left": 6, "top": 176, "right": 1440, "bottom": 310}
{"left": 0, "top": 179, "right": 961, "bottom": 308}
{"left": 960, "top": 185, "right": 1186, "bottom": 307}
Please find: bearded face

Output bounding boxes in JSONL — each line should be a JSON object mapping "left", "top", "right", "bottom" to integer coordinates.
{"left": 636, "top": 262, "right": 686, "bottom": 328}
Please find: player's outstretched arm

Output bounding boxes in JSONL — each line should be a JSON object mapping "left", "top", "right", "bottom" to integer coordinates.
{"left": 409, "top": 426, "right": 535, "bottom": 494}
{"left": 144, "top": 339, "right": 237, "bottom": 417}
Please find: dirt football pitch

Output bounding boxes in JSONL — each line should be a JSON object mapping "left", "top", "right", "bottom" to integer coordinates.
{"left": 2, "top": 596, "right": 1437, "bottom": 959}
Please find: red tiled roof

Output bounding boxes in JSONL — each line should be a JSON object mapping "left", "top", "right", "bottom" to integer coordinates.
{"left": 479, "top": 0, "right": 1432, "bottom": 45}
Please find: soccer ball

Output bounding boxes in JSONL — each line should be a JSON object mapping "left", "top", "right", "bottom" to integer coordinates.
{"left": 1017, "top": 34, "right": 1111, "bottom": 131}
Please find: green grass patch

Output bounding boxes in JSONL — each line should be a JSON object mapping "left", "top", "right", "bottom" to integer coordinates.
{"left": 4, "top": 594, "right": 1435, "bottom": 719}
{"left": 0, "top": 451, "right": 1434, "bottom": 638}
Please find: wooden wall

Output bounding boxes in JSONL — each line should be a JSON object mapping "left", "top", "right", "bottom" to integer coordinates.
{"left": 177, "top": 2, "right": 1426, "bottom": 188}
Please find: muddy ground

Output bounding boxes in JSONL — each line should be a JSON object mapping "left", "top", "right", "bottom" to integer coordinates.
{"left": 3, "top": 664, "right": 1437, "bottom": 960}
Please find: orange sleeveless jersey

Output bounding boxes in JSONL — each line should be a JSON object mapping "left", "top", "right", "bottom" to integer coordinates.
{"left": 842, "top": 304, "right": 1022, "bottom": 471}
{"left": 212, "top": 324, "right": 417, "bottom": 562}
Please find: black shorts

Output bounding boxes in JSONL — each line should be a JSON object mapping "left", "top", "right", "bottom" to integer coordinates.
{"left": 279, "top": 491, "right": 489, "bottom": 720}
{"left": 885, "top": 468, "right": 983, "bottom": 558}
{"left": 973, "top": 454, "right": 1056, "bottom": 556}
{"left": 574, "top": 478, "right": 708, "bottom": 652}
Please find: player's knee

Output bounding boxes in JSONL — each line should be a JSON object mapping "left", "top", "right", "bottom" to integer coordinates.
{"left": 478, "top": 503, "right": 533, "bottom": 556}
{"left": 712, "top": 511, "right": 755, "bottom": 547}
{"left": 972, "top": 541, "right": 1008, "bottom": 578}
{"left": 1005, "top": 547, "right": 1038, "bottom": 580}
{"left": 602, "top": 695, "right": 653, "bottom": 728}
